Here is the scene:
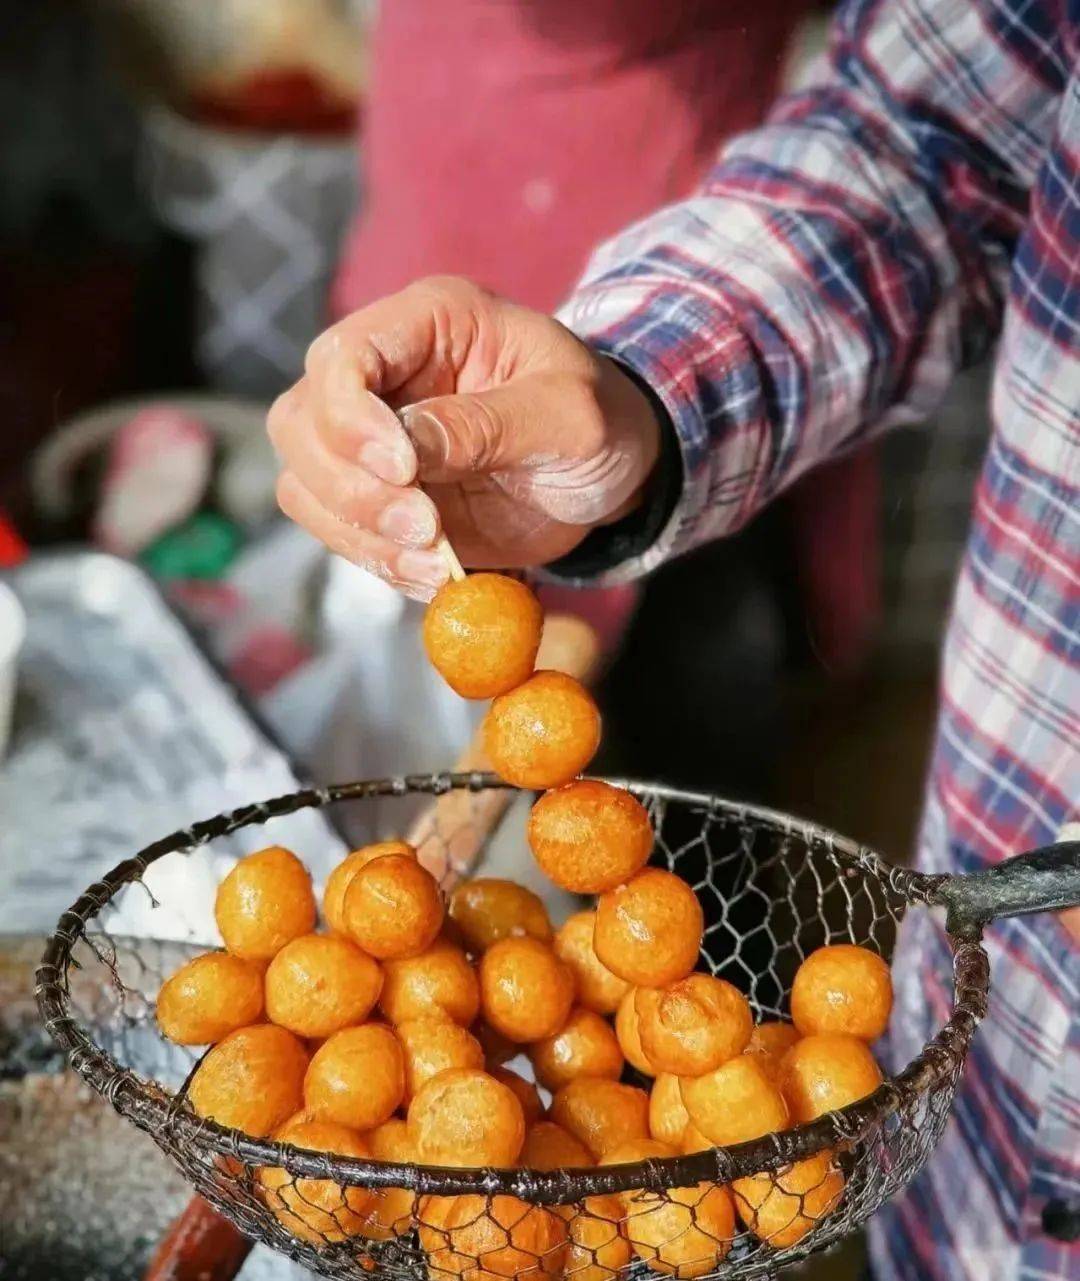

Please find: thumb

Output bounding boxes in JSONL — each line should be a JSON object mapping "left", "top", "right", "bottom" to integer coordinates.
{"left": 399, "top": 374, "right": 598, "bottom": 482}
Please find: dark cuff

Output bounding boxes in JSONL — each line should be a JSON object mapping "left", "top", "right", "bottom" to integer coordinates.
{"left": 546, "top": 360, "right": 683, "bottom": 581}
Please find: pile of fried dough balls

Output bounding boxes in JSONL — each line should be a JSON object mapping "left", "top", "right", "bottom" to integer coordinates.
{"left": 156, "top": 574, "right": 893, "bottom": 1276}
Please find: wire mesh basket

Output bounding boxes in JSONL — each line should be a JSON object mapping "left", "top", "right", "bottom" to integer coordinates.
{"left": 35, "top": 774, "right": 1078, "bottom": 1280}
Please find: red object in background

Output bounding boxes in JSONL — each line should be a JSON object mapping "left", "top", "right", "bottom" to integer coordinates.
{"left": 189, "top": 68, "right": 357, "bottom": 136}
{"left": 0, "top": 513, "right": 29, "bottom": 567}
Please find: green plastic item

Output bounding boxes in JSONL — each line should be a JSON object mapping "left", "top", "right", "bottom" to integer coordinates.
{"left": 140, "top": 511, "right": 242, "bottom": 581}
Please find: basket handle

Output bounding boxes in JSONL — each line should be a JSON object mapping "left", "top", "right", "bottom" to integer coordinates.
{"left": 936, "top": 840, "right": 1080, "bottom": 936}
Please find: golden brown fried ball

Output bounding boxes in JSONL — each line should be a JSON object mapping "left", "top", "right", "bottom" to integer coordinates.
{"left": 779, "top": 1033, "right": 883, "bottom": 1123}
{"left": 548, "top": 1079, "right": 650, "bottom": 1160}
{"left": 418, "top": 1193, "right": 568, "bottom": 1281}
{"left": 323, "top": 841, "right": 416, "bottom": 936}
{"left": 479, "top": 937, "right": 575, "bottom": 1043}
{"left": 379, "top": 937, "right": 480, "bottom": 1027}
{"left": 215, "top": 846, "right": 316, "bottom": 962}
{"left": 529, "top": 1008, "right": 624, "bottom": 1093}
{"left": 790, "top": 945, "right": 893, "bottom": 1042}
{"left": 396, "top": 1017, "right": 485, "bottom": 1101}
{"left": 408, "top": 1068, "right": 525, "bottom": 1168}
{"left": 265, "top": 933, "right": 383, "bottom": 1039}
{"left": 482, "top": 672, "right": 601, "bottom": 790}
{"left": 342, "top": 854, "right": 444, "bottom": 960}
{"left": 733, "top": 1151, "right": 845, "bottom": 1248}
{"left": 527, "top": 781, "right": 652, "bottom": 894}
{"left": 680, "top": 1055, "right": 789, "bottom": 1148}
{"left": 594, "top": 870, "right": 703, "bottom": 988}
{"left": 189, "top": 1024, "right": 308, "bottom": 1137}
{"left": 423, "top": 574, "right": 544, "bottom": 700}
{"left": 304, "top": 1024, "right": 405, "bottom": 1131}
{"left": 600, "top": 1141, "right": 735, "bottom": 1277}
{"left": 636, "top": 974, "right": 752, "bottom": 1076}
{"left": 157, "top": 951, "right": 265, "bottom": 1045}
{"left": 449, "top": 879, "right": 553, "bottom": 954}
{"left": 258, "top": 1114, "right": 375, "bottom": 1245}
{"left": 563, "top": 1195, "right": 631, "bottom": 1281}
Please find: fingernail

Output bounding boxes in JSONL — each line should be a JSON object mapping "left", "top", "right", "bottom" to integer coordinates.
{"left": 378, "top": 498, "right": 437, "bottom": 546}
{"left": 361, "top": 440, "right": 415, "bottom": 485}
{"left": 399, "top": 549, "right": 450, "bottom": 589}
{"left": 401, "top": 407, "right": 449, "bottom": 472}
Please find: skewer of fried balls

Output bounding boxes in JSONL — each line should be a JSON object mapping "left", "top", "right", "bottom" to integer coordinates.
{"left": 423, "top": 572, "right": 655, "bottom": 895}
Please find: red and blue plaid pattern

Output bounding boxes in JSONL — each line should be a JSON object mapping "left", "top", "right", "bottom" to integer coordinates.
{"left": 560, "top": 1, "right": 1079, "bottom": 1276}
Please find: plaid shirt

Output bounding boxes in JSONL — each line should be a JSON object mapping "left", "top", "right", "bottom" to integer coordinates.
{"left": 559, "top": 1, "right": 1080, "bottom": 1277}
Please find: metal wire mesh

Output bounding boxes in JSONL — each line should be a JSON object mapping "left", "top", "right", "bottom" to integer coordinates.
{"left": 36, "top": 775, "right": 990, "bottom": 1280}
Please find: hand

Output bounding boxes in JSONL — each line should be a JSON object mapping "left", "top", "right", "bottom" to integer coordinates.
{"left": 267, "top": 276, "right": 661, "bottom": 599}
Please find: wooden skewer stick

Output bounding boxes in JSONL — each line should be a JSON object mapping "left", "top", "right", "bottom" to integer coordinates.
{"left": 437, "top": 535, "right": 467, "bottom": 582}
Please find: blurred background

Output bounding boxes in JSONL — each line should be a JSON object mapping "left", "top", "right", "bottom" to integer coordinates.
{"left": 0, "top": 2, "right": 991, "bottom": 1277}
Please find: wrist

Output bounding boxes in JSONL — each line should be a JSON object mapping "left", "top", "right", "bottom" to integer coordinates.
{"left": 595, "top": 355, "right": 663, "bottom": 520}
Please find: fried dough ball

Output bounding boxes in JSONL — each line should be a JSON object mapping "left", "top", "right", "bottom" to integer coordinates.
{"left": 418, "top": 1193, "right": 568, "bottom": 1281}
{"left": 733, "top": 1151, "right": 845, "bottom": 1248}
{"left": 529, "top": 1008, "right": 624, "bottom": 1093}
{"left": 380, "top": 937, "right": 480, "bottom": 1027}
{"left": 790, "top": 945, "right": 894, "bottom": 1042}
{"left": 342, "top": 854, "right": 444, "bottom": 960}
{"left": 449, "top": 879, "right": 553, "bottom": 954}
{"left": 564, "top": 1195, "right": 631, "bottom": 1281}
{"left": 520, "top": 1121, "right": 594, "bottom": 1171}
{"left": 304, "top": 1024, "right": 405, "bottom": 1131}
{"left": 396, "top": 1017, "right": 485, "bottom": 1101}
{"left": 323, "top": 841, "right": 416, "bottom": 936}
{"left": 648, "top": 1074, "right": 692, "bottom": 1148}
{"left": 366, "top": 1117, "right": 418, "bottom": 1240}
{"left": 594, "top": 870, "right": 703, "bottom": 988}
{"left": 553, "top": 911, "right": 630, "bottom": 1016}
{"left": 423, "top": 574, "right": 544, "bottom": 700}
{"left": 549, "top": 1079, "right": 650, "bottom": 1160}
{"left": 479, "top": 937, "right": 575, "bottom": 1043}
{"left": 622, "top": 1184, "right": 734, "bottom": 1277}
{"left": 265, "top": 933, "right": 383, "bottom": 1039}
{"left": 636, "top": 975, "right": 752, "bottom": 1077}
{"left": 745, "top": 1021, "right": 801, "bottom": 1087}
{"left": 258, "top": 1115, "right": 375, "bottom": 1245}
{"left": 527, "top": 782, "right": 652, "bottom": 894}
{"left": 614, "top": 990, "right": 656, "bottom": 1077}
{"left": 482, "top": 672, "right": 600, "bottom": 790}
{"left": 215, "top": 847, "right": 316, "bottom": 962}
{"left": 779, "top": 1033, "right": 883, "bottom": 1123}
{"left": 491, "top": 1067, "right": 544, "bottom": 1126}
{"left": 680, "top": 1055, "right": 789, "bottom": 1148}
{"left": 601, "top": 1141, "right": 734, "bottom": 1278}
{"left": 189, "top": 1024, "right": 308, "bottom": 1137}
{"left": 408, "top": 1068, "right": 525, "bottom": 1168}
{"left": 157, "top": 951, "right": 265, "bottom": 1045}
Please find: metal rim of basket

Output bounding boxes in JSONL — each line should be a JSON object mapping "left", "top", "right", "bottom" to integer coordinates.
{"left": 34, "top": 772, "right": 991, "bottom": 1201}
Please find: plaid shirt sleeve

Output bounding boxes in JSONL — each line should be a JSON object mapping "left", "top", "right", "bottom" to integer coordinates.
{"left": 556, "top": 0, "right": 1069, "bottom": 583}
